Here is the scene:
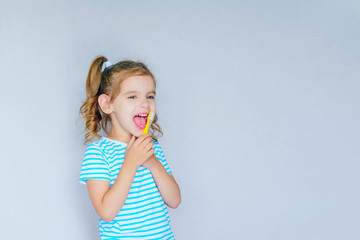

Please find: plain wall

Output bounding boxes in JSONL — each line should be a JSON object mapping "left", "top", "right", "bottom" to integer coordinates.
{"left": 0, "top": 0, "right": 359, "bottom": 239}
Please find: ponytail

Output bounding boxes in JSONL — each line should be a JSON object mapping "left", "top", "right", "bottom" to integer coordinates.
{"left": 80, "top": 56, "right": 108, "bottom": 144}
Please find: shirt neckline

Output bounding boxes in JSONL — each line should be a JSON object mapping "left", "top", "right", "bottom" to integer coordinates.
{"left": 102, "top": 137, "right": 128, "bottom": 146}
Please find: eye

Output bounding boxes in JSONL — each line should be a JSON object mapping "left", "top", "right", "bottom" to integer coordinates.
{"left": 128, "top": 96, "right": 136, "bottom": 99}
{"left": 147, "top": 95, "right": 155, "bottom": 99}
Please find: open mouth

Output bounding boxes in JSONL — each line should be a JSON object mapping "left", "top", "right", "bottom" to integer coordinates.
{"left": 133, "top": 113, "right": 148, "bottom": 130}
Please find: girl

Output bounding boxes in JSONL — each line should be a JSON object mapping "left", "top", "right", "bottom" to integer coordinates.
{"left": 79, "top": 56, "right": 181, "bottom": 239}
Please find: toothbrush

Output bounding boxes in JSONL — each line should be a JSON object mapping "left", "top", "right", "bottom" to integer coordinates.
{"left": 142, "top": 111, "right": 155, "bottom": 135}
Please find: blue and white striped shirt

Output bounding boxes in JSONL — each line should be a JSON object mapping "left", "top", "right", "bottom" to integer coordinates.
{"left": 80, "top": 137, "right": 175, "bottom": 240}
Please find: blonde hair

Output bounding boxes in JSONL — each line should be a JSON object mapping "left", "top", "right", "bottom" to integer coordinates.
{"left": 79, "top": 56, "right": 163, "bottom": 144}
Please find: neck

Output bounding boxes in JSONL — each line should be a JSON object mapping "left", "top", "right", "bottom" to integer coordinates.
{"left": 107, "top": 130, "right": 131, "bottom": 143}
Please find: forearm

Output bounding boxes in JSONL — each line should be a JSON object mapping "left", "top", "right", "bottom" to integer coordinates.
{"left": 98, "top": 162, "right": 137, "bottom": 221}
{"left": 148, "top": 159, "right": 181, "bottom": 208}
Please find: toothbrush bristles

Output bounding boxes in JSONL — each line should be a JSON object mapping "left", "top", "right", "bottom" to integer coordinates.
{"left": 149, "top": 112, "right": 155, "bottom": 120}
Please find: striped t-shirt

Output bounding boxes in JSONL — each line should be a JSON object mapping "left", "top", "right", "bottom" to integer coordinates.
{"left": 79, "top": 137, "right": 175, "bottom": 240}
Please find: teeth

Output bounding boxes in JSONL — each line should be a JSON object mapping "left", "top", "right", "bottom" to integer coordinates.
{"left": 136, "top": 114, "right": 148, "bottom": 117}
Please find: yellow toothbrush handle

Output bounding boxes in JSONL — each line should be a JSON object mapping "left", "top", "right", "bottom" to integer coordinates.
{"left": 142, "top": 111, "right": 154, "bottom": 135}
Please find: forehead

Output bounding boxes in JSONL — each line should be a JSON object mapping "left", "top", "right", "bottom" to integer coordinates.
{"left": 120, "top": 75, "right": 155, "bottom": 93}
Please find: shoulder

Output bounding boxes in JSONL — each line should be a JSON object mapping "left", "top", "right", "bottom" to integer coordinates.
{"left": 86, "top": 137, "right": 126, "bottom": 152}
{"left": 152, "top": 139, "right": 172, "bottom": 173}
{"left": 152, "top": 139, "right": 167, "bottom": 160}
{"left": 152, "top": 139, "right": 163, "bottom": 151}
{"left": 84, "top": 138, "right": 114, "bottom": 160}
{"left": 85, "top": 138, "right": 105, "bottom": 153}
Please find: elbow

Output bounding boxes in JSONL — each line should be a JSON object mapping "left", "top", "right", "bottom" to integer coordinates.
{"left": 99, "top": 211, "right": 117, "bottom": 222}
{"left": 168, "top": 196, "right": 181, "bottom": 209}
{"left": 101, "top": 215, "right": 115, "bottom": 222}
{"left": 169, "top": 201, "right": 181, "bottom": 209}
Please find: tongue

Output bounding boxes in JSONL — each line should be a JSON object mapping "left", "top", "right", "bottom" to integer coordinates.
{"left": 133, "top": 116, "right": 147, "bottom": 129}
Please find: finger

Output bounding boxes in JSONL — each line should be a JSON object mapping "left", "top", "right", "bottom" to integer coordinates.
{"left": 146, "top": 149, "right": 155, "bottom": 159}
{"left": 143, "top": 134, "right": 153, "bottom": 144}
{"left": 137, "top": 133, "right": 152, "bottom": 145}
{"left": 144, "top": 140, "right": 154, "bottom": 151}
{"left": 141, "top": 135, "right": 153, "bottom": 147}
{"left": 126, "top": 136, "right": 136, "bottom": 149}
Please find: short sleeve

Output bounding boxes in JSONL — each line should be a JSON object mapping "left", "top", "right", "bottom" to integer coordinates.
{"left": 79, "top": 144, "right": 110, "bottom": 184}
{"left": 153, "top": 141, "right": 172, "bottom": 175}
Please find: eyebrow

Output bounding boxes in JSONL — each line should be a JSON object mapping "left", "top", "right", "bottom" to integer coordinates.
{"left": 123, "top": 90, "right": 156, "bottom": 95}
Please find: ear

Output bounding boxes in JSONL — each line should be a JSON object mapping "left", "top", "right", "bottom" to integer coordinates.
{"left": 98, "top": 94, "right": 113, "bottom": 114}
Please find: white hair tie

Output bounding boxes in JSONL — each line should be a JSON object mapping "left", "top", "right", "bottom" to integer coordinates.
{"left": 101, "top": 60, "right": 113, "bottom": 72}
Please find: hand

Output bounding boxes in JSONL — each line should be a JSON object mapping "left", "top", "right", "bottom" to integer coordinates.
{"left": 143, "top": 154, "right": 159, "bottom": 171}
{"left": 124, "top": 133, "right": 154, "bottom": 169}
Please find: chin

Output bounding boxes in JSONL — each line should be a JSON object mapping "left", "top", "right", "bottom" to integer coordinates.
{"left": 131, "top": 125, "right": 146, "bottom": 137}
{"left": 132, "top": 129, "right": 143, "bottom": 137}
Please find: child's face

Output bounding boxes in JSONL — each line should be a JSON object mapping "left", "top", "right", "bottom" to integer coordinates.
{"left": 109, "top": 75, "right": 156, "bottom": 140}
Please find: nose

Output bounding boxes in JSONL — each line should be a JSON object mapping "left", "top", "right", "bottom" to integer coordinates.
{"left": 140, "top": 97, "right": 150, "bottom": 109}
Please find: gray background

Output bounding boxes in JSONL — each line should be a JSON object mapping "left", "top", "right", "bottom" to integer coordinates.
{"left": 1, "top": 0, "right": 359, "bottom": 239}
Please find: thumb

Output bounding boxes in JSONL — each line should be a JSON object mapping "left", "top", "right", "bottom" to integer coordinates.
{"left": 126, "top": 136, "right": 136, "bottom": 150}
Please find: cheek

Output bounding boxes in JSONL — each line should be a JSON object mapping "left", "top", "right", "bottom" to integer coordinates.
{"left": 115, "top": 103, "right": 132, "bottom": 118}
{"left": 151, "top": 101, "right": 156, "bottom": 110}
{"left": 121, "top": 100, "right": 135, "bottom": 110}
